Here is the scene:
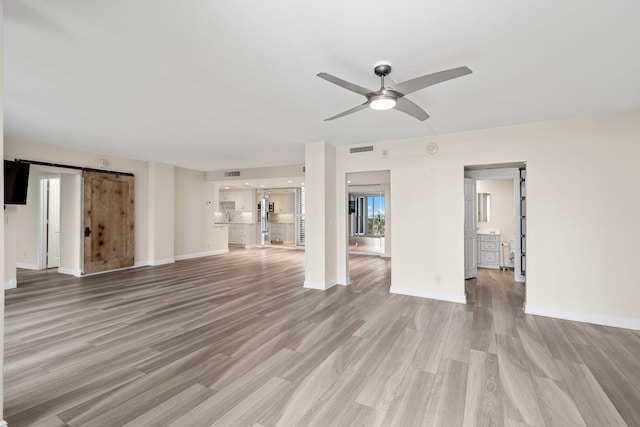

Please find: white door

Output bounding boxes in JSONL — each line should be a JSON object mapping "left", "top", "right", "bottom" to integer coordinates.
{"left": 464, "top": 178, "right": 477, "bottom": 279}
{"left": 47, "top": 178, "right": 61, "bottom": 268}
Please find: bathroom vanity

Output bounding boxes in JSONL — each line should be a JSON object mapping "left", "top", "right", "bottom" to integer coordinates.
{"left": 477, "top": 229, "right": 500, "bottom": 269}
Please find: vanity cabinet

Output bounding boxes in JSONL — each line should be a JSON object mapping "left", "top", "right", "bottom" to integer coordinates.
{"left": 477, "top": 233, "right": 500, "bottom": 269}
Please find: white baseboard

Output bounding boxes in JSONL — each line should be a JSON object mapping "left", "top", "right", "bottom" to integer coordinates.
{"left": 4, "top": 279, "right": 17, "bottom": 290}
{"left": 304, "top": 279, "right": 337, "bottom": 290}
{"left": 381, "top": 253, "right": 392, "bottom": 258}
{"left": 148, "top": 258, "right": 176, "bottom": 266}
{"left": 525, "top": 304, "right": 640, "bottom": 331}
{"left": 390, "top": 286, "right": 466, "bottom": 304}
{"left": 174, "top": 249, "right": 229, "bottom": 261}
{"left": 16, "top": 262, "right": 38, "bottom": 270}
{"left": 58, "top": 267, "right": 83, "bottom": 277}
{"left": 336, "top": 278, "right": 351, "bottom": 286}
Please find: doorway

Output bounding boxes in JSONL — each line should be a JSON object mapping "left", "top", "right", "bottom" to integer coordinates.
{"left": 464, "top": 163, "right": 526, "bottom": 285}
{"left": 39, "top": 176, "right": 61, "bottom": 269}
{"left": 260, "top": 188, "right": 299, "bottom": 248}
{"left": 346, "top": 170, "right": 390, "bottom": 257}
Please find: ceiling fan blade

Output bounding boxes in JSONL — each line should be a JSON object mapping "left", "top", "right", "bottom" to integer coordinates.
{"left": 324, "top": 102, "right": 369, "bottom": 121}
{"left": 394, "top": 66, "right": 472, "bottom": 95}
{"left": 394, "top": 97, "right": 430, "bottom": 121}
{"left": 317, "top": 72, "right": 372, "bottom": 96}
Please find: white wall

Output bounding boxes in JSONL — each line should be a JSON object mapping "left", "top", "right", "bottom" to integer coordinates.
{"left": 3, "top": 207, "right": 16, "bottom": 289}
{"left": 15, "top": 170, "right": 39, "bottom": 268}
{"left": 148, "top": 162, "right": 175, "bottom": 265}
{"left": 59, "top": 174, "right": 82, "bottom": 275}
{"left": 328, "top": 110, "right": 640, "bottom": 328}
{"left": 174, "top": 167, "right": 227, "bottom": 259}
{"left": 477, "top": 179, "right": 515, "bottom": 248}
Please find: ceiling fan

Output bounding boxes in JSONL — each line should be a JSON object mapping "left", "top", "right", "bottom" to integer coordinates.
{"left": 317, "top": 63, "right": 472, "bottom": 121}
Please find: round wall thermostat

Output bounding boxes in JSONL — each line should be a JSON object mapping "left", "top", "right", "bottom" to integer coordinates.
{"left": 426, "top": 142, "right": 439, "bottom": 155}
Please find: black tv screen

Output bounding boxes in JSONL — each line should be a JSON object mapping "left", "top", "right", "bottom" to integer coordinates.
{"left": 4, "top": 160, "right": 30, "bottom": 205}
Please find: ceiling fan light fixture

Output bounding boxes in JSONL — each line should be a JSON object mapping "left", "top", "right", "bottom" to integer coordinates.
{"left": 369, "top": 95, "right": 396, "bottom": 111}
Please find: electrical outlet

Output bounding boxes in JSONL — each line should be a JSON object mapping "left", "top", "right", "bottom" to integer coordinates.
{"left": 435, "top": 274, "right": 442, "bottom": 285}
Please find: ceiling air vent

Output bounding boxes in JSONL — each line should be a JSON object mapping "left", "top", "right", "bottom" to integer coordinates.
{"left": 302, "top": 166, "right": 306, "bottom": 174}
{"left": 350, "top": 145, "right": 374, "bottom": 154}
{"left": 224, "top": 171, "right": 241, "bottom": 177}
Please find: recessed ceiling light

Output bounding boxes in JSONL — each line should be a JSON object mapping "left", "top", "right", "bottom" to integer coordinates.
{"left": 259, "top": 184, "right": 264, "bottom": 187}
{"left": 245, "top": 182, "right": 250, "bottom": 186}
{"left": 287, "top": 180, "right": 292, "bottom": 183}
{"left": 347, "top": 180, "right": 351, "bottom": 184}
{"left": 224, "top": 186, "right": 230, "bottom": 189}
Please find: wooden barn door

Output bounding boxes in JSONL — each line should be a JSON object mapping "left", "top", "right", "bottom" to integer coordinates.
{"left": 83, "top": 171, "right": 135, "bottom": 274}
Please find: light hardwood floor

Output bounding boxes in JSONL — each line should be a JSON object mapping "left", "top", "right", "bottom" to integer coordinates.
{"left": 5, "top": 248, "right": 640, "bottom": 426}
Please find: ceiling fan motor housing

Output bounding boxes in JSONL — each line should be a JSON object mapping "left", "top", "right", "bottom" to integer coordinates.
{"left": 374, "top": 63, "right": 392, "bottom": 77}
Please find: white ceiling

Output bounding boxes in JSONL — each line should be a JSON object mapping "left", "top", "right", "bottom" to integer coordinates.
{"left": 5, "top": 1, "right": 640, "bottom": 172}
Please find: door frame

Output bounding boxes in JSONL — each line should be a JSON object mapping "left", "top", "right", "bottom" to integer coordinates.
{"left": 38, "top": 174, "right": 61, "bottom": 270}
{"left": 464, "top": 166, "right": 526, "bottom": 284}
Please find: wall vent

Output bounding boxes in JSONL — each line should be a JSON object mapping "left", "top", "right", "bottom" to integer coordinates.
{"left": 350, "top": 145, "right": 374, "bottom": 154}
{"left": 224, "top": 171, "right": 241, "bottom": 177}
{"left": 302, "top": 166, "right": 306, "bottom": 174}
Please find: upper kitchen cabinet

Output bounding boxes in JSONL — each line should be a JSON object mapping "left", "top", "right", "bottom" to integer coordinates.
{"left": 235, "top": 190, "right": 254, "bottom": 212}
{"left": 270, "top": 191, "right": 295, "bottom": 213}
{"left": 219, "top": 190, "right": 255, "bottom": 212}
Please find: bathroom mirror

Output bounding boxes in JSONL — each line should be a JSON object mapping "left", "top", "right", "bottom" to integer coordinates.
{"left": 478, "top": 193, "right": 491, "bottom": 222}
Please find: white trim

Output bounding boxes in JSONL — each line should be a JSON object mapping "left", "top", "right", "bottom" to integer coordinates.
{"left": 16, "top": 262, "right": 38, "bottom": 270}
{"left": 174, "top": 249, "right": 229, "bottom": 261}
{"left": 525, "top": 304, "right": 640, "bottom": 331}
{"left": 381, "top": 253, "right": 391, "bottom": 258}
{"left": 336, "top": 278, "right": 351, "bottom": 286}
{"left": 57, "top": 267, "right": 83, "bottom": 277}
{"left": 79, "top": 265, "right": 139, "bottom": 277}
{"left": 5, "top": 279, "right": 17, "bottom": 290}
{"left": 148, "top": 258, "right": 176, "bottom": 266}
{"left": 135, "top": 260, "right": 150, "bottom": 267}
{"left": 304, "top": 279, "right": 337, "bottom": 290}
{"left": 464, "top": 167, "right": 521, "bottom": 179}
{"left": 390, "top": 286, "right": 466, "bottom": 304}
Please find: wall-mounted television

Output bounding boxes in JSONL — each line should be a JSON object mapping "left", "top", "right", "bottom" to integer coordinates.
{"left": 4, "top": 160, "right": 31, "bottom": 205}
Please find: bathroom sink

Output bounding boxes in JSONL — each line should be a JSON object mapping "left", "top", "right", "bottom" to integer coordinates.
{"left": 477, "top": 228, "right": 501, "bottom": 235}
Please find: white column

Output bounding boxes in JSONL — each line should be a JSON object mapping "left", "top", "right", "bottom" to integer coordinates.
{"left": 304, "top": 141, "right": 337, "bottom": 289}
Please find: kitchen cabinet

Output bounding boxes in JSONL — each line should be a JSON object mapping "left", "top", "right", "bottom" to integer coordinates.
{"left": 269, "top": 192, "right": 295, "bottom": 213}
{"left": 220, "top": 191, "right": 235, "bottom": 202}
{"left": 269, "top": 223, "right": 294, "bottom": 244}
{"left": 235, "top": 190, "right": 254, "bottom": 211}
{"left": 219, "top": 190, "right": 254, "bottom": 212}
{"left": 229, "top": 224, "right": 256, "bottom": 246}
